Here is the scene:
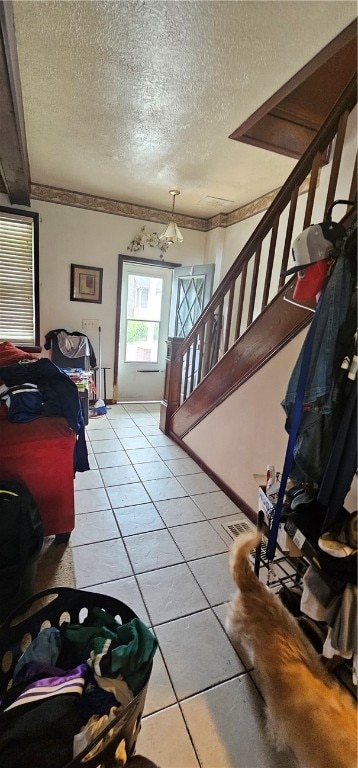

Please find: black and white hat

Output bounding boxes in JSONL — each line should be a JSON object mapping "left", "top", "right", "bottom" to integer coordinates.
{"left": 281, "top": 221, "right": 346, "bottom": 277}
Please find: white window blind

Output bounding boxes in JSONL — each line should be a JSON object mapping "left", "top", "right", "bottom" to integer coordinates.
{"left": 0, "top": 212, "right": 35, "bottom": 345}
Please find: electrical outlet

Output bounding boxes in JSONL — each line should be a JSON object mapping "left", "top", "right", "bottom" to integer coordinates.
{"left": 82, "top": 319, "right": 99, "bottom": 331}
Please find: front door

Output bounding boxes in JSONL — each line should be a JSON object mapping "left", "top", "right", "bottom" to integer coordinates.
{"left": 117, "top": 261, "right": 173, "bottom": 401}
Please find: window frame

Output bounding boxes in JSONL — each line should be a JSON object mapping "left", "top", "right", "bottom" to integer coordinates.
{"left": 0, "top": 205, "right": 40, "bottom": 350}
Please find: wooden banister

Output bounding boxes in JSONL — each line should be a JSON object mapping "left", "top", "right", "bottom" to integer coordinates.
{"left": 162, "top": 73, "right": 357, "bottom": 431}
{"left": 179, "top": 74, "right": 356, "bottom": 353}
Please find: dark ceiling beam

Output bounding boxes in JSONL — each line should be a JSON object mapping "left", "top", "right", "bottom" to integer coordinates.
{"left": 0, "top": 0, "right": 30, "bottom": 205}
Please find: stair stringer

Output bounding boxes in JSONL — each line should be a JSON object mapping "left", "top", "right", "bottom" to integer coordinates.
{"left": 169, "top": 279, "right": 312, "bottom": 440}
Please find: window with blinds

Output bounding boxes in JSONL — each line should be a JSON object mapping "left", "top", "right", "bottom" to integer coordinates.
{"left": 0, "top": 208, "right": 39, "bottom": 346}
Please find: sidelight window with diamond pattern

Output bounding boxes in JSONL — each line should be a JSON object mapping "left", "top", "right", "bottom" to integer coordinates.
{"left": 175, "top": 275, "right": 206, "bottom": 337}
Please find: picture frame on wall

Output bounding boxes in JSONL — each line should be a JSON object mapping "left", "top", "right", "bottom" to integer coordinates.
{"left": 70, "top": 264, "right": 103, "bottom": 303}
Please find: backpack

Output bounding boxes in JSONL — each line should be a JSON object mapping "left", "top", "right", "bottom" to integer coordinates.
{"left": 0, "top": 481, "right": 44, "bottom": 621}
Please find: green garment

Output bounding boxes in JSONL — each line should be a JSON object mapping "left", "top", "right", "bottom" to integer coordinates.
{"left": 64, "top": 608, "right": 157, "bottom": 695}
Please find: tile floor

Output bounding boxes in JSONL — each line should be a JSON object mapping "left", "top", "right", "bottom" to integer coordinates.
{"left": 72, "top": 402, "right": 297, "bottom": 768}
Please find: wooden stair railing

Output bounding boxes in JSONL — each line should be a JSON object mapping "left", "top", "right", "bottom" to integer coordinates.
{"left": 160, "top": 74, "right": 357, "bottom": 434}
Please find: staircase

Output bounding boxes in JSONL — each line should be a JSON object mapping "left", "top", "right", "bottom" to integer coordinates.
{"left": 160, "top": 74, "right": 357, "bottom": 446}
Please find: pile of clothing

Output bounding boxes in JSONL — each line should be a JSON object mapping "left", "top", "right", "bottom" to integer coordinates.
{"left": 0, "top": 346, "right": 89, "bottom": 473}
{"left": 0, "top": 609, "right": 157, "bottom": 767}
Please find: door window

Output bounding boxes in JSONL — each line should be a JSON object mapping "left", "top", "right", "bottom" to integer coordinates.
{"left": 175, "top": 275, "right": 206, "bottom": 336}
{"left": 125, "top": 274, "right": 163, "bottom": 363}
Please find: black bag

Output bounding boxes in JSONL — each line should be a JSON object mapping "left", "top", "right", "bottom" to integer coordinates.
{"left": 0, "top": 481, "right": 43, "bottom": 621}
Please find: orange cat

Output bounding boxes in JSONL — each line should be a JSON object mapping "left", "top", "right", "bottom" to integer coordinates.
{"left": 227, "top": 532, "right": 357, "bottom": 768}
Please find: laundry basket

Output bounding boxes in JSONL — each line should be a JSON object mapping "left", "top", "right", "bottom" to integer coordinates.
{"left": 0, "top": 587, "right": 153, "bottom": 767}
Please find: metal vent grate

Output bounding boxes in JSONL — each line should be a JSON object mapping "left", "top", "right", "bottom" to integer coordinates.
{"left": 221, "top": 519, "right": 255, "bottom": 539}
{"left": 221, "top": 519, "right": 278, "bottom": 563}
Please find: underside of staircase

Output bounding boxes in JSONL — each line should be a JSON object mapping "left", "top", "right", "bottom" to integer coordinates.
{"left": 159, "top": 71, "right": 357, "bottom": 517}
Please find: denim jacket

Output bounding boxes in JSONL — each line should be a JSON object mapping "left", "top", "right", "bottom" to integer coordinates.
{"left": 281, "top": 251, "right": 354, "bottom": 484}
{"left": 282, "top": 252, "right": 354, "bottom": 415}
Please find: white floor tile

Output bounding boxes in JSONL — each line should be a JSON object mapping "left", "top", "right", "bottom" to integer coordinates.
{"left": 106, "top": 405, "right": 127, "bottom": 414}
{"left": 113, "top": 426, "right": 143, "bottom": 438}
{"left": 107, "top": 416, "right": 135, "bottom": 425}
{"left": 137, "top": 705, "right": 200, "bottom": 768}
{"left": 73, "top": 538, "right": 132, "bottom": 587}
{"left": 85, "top": 575, "right": 150, "bottom": 625}
{"left": 74, "top": 469, "right": 103, "bottom": 491}
{"left": 120, "top": 435, "right": 151, "bottom": 449}
{"left": 137, "top": 563, "right": 208, "bottom": 624}
{"left": 193, "top": 491, "right": 242, "bottom": 519}
{"left": 86, "top": 428, "right": 116, "bottom": 441}
{"left": 132, "top": 415, "right": 159, "bottom": 425}
{"left": 100, "top": 465, "right": 140, "bottom": 486}
{"left": 123, "top": 404, "right": 148, "bottom": 413}
{"left": 134, "top": 461, "right": 173, "bottom": 482}
{"left": 71, "top": 509, "right": 119, "bottom": 546}
{"left": 139, "top": 425, "right": 163, "bottom": 436}
{"left": 86, "top": 418, "right": 110, "bottom": 431}
{"left": 155, "top": 445, "right": 189, "bottom": 461}
{"left": 170, "top": 521, "right": 228, "bottom": 560}
{"left": 143, "top": 477, "right": 188, "bottom": 502}
{"left": 115, "top": 503, "right": 165, "bottom": 536}
{"left": 95, "top": 450, "right": 131, "bottom": 468}
{"left": 181, "top": 676, "right": 297, "bottom": 768}
{"left": 188, "top": 552, "right": 234, "bottom": 606}
{"left": 124, "top": 529, "right": 184, "bottom": 573}
{"left": 154, "top": 497, "right": 206, "bottom": 527}
{"left": 178, "top": 472, "right": 220, "bottom": 495}
{"left": 107, "top": 482, "right": 151, "bottom": 508}
{"left": 74, "top": 487, "right": 110, "bottom": 514}
{"left": 91, "top": 437, "right": 123, "bottom": 453}
{"left": 155, "top": 610, "right": 245, "bottom": 700}
{"left": 145, "top": 434, "right": 175, "bottom": 448}
{"left": 164, "top": 458, "right": 202, "bottom": 476}
{"left": 126, "top": 447, "right": 161, "bottom": 464}
{"left": 143, "top": 649, "right": 177, "bottom": 716}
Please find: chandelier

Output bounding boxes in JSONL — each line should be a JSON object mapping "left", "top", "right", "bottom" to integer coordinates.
{"left": 159, "top": 190, "right": 184, "bottom": 244}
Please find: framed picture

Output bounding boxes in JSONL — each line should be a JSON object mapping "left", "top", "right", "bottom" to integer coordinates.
{"left": 70, "top": 264, "right": 103, "bottom": 303}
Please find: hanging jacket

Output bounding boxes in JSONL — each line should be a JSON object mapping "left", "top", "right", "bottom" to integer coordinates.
{"left": 44, "top": 329, "right": 97, "bottom": 369}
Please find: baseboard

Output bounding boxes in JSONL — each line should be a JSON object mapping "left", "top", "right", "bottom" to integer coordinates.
{"left": 167, "top": 430, "right": 257, "bottom": 525}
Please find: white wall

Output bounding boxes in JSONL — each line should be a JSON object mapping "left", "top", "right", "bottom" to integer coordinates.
{"left": 0, "top": 193, "right": 207, "bottom": 396}
{"left": 184, "top": 330, "right": 306, "bottom": 512}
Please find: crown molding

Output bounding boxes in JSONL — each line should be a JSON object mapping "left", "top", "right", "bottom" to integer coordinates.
{"left": 30, "top": 184, "right": 207, "bottom": 231}
{"left": 30, "top": 175, "right": 314, "bottom": 232}
{"left": 206, "top": 174, "right": 313, "bottom": 230}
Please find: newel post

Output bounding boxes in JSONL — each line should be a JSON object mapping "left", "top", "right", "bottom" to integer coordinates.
{"left": 160, "top": 337, "right": 183, "bottom": 434}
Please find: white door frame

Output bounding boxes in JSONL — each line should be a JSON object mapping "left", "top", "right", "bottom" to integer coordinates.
{"left": 113, "top": 254, "right": 180, "bottom": 403}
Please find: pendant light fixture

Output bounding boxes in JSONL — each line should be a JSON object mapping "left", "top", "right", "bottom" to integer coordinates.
{"left": 159, "top": 189, "right": 184, "bottom": 244}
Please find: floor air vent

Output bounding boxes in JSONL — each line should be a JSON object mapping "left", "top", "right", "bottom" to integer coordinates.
{"left": 221, "top": 519, "right": 272, "bottom": 561}
{"left": 221, "top": 519, "right": 255, "bottom": 540}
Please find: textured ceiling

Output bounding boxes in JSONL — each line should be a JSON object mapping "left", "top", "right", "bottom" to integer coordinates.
{"left": 12, "top": 0, "right": 357, "bottom": 219}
